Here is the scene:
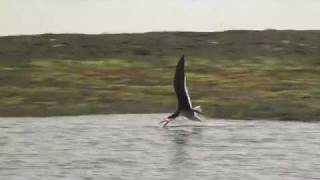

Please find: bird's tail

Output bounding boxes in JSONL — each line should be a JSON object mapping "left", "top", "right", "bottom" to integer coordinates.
{"left": 192, "top": 106, "right": 202, "bottom": 114}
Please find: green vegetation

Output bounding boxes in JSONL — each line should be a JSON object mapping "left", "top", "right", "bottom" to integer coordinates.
{"left": 0, "top": 30, "right": 320, "bottom": 120}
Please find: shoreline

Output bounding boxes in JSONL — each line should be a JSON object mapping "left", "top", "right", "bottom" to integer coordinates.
{"left": 0, "top": 30, "right": 319, "bottom": 121}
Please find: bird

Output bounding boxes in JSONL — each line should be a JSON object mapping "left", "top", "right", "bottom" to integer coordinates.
{"left": 160, "top": 55, "right": 202, "bottom": 127}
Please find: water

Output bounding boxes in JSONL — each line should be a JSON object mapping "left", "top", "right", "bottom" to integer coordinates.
{"left": 0, "top": 114, "right": 319, "bottom": 180}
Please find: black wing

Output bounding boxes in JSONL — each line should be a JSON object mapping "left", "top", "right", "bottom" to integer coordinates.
{"left": 173, "top": 55, "right": 192, "bottom": 111}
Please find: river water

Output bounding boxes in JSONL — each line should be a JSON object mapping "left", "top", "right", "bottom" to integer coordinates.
{"left": 0, "top": 114, "right": 319, "bottom": 180}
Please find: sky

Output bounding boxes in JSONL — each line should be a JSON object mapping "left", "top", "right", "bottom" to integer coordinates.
{"left": 0, "top": 0, "right": 319, "bottom": 36}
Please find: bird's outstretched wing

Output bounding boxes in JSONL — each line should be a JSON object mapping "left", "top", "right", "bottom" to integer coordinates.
{"left": 174, "top": 55, "right": 192, "bottom": 111}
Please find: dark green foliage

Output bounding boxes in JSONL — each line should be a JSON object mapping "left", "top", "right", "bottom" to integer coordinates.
{"left": 0, "top": 30, "right": 320, "bottom": 120}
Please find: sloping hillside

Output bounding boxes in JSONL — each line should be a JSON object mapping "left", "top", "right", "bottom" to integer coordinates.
{"left": 0, "top": 30, "right": 319, "bottom": 120}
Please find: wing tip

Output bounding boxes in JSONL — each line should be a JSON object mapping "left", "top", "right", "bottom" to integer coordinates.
{"left": 178, "top": 55, "right": 185, "bottom": 67}
{"left": 180, "top": 55, "right": 185, "bottom": 61}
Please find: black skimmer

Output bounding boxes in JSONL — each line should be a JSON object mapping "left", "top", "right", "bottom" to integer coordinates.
{"left": 160, "top": 55, "right": 202, "bottom": 127}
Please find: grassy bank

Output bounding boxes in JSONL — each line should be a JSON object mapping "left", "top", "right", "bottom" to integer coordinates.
{"left": 0, "top": 30, "right": 320, "bottom": 120}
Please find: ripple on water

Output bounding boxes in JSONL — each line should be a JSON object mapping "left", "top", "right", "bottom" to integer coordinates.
{"left": 0, "top": 114, "right": 319, "bottom": 180}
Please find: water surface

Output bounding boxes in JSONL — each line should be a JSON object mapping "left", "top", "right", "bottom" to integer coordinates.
{"left": 0, "top": 114, "right": 319, "bottom": 180}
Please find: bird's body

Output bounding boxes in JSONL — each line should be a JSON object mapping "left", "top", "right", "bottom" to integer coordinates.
{"left": 160, "top": 56, "right": 202, "bottom": 127}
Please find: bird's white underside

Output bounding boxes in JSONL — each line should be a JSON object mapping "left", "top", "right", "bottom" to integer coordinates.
{"left": 184, "top": 76, "right": 192, "bottom": 108}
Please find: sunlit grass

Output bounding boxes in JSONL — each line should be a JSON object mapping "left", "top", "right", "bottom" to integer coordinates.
{"left": 0, "top": 56, "right": 319, "bottom": 120}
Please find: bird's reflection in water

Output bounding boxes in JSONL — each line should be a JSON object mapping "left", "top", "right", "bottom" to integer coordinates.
{"left": 167, "top": 127, "right": 203, "bottom": 178}
{"left": 169, "top": 127, "right": 202, "bottom": 145}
